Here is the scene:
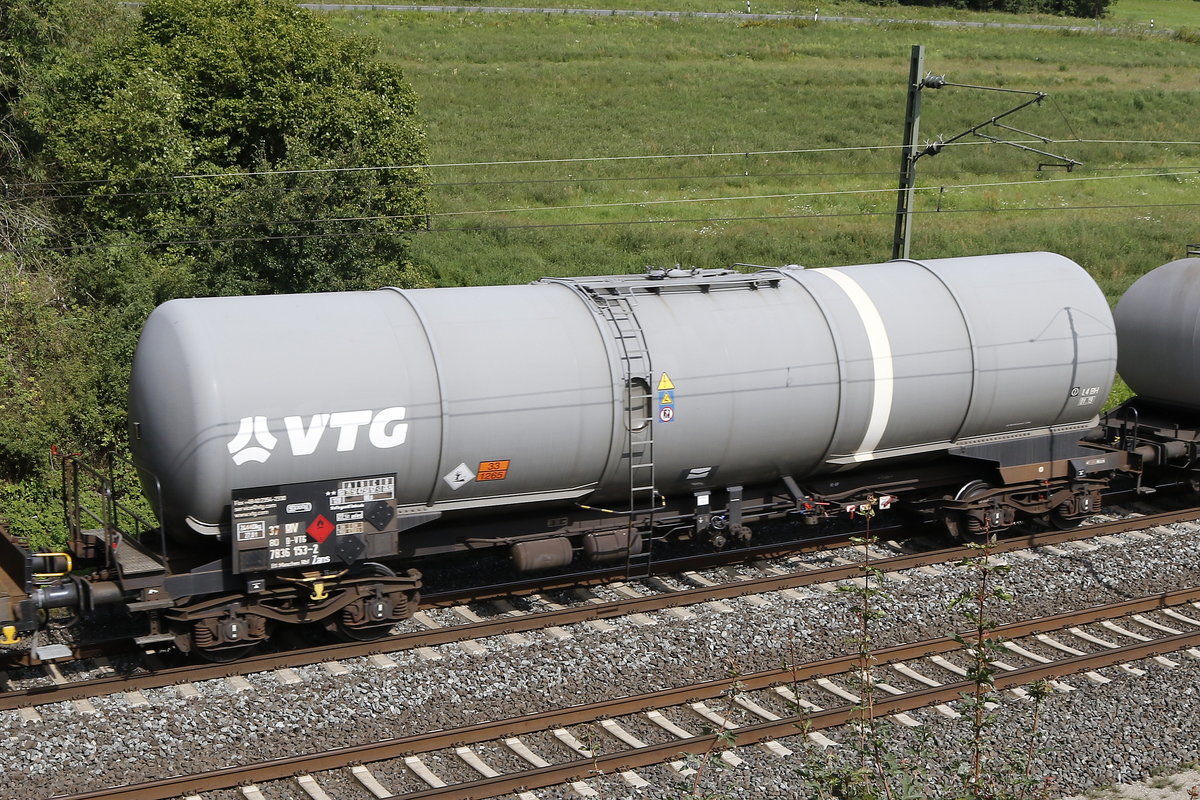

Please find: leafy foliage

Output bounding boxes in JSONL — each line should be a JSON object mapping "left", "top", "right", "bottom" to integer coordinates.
{"left": 851, "top": 0, "right": 1111, "bottom": 17}
{"left": 23, "top": 0, "right": 429, "bottom": 296}
{"left": 967, "top": 0, "right": 1109, "bottom": 18}
{"left": 864, "top": 0, "right": 1104, "bottom": 15}
{"left": 1, "top": 0, "right": 132, "bottom": 120}
{"left": 0, "top": 0, "right": 428, "bottom": 540}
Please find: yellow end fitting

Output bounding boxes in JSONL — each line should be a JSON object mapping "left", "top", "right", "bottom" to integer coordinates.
{"left": 310, "top": 582, "right": 329, "bottom": 601}
{"left": 33, "top": 552, "right": 73, "bottom": 579}
{"left": 0, "top": 625, "right": 18, "bottom": 645}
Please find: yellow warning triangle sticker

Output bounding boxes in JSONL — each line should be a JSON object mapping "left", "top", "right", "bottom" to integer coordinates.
{"left": 657, "top": 372, "right": 675, "bottom": 391}
{"left": 660, "top": 391, "right": 673, "bottom": 404}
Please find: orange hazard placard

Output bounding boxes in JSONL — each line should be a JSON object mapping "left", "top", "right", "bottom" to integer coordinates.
{"left": 477, "top": 459, "right": 511, "bottom": 481}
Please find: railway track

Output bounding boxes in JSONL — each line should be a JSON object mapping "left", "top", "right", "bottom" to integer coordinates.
{"left": 45, "top": 586, "right": 1200, "bottom": 800}
{"left": 4, "top": 502, "right": 1198, "bottom": 715}
{"left": 4, "top": 486, "right": 1170, "bottom": 672}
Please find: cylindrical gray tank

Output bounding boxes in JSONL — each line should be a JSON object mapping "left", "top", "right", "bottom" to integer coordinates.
{"left": 1113, "top": 257, "right": 1200, "bottom": 410}
{"left": 129, "top": 252, "right": 1116, "bottom": 541}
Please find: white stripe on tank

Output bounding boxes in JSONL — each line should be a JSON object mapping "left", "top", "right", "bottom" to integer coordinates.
{"left": 818, "top": 268, "right": 894, "bottom": 462}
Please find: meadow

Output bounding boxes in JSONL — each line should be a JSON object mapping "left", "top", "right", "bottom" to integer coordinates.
{"left": 328, "top": 3, "right": 1200, "bottom": 303}
{"left": 335, "top": 0, "right": 1200, "bottom": 27}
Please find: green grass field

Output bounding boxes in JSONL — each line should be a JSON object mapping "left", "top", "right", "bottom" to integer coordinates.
{"left": 336, "top": 0, "right": 1200, "bottom": 27}
{"left": 1108, "top": 0, "right": 1200, "bottom": 28}
{"left": 327, "top": 4, "right": 1200, "bottom": 300}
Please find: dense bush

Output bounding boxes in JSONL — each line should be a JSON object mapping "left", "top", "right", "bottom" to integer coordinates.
{"left": 0, "top": 0, "right": 429, "bottom": 543}
{"left": 954, "top": 0, "right": 1111, "bottom": 17}
{"left": 859, "top": 0, "right": 1112, "bottom": 17}
{"left": 24, "top": 0, "right": 430, "bottom": 297}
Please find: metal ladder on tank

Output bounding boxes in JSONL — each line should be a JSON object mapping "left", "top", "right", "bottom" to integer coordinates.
{"left": 593, "top": 289, "right": 659, "bottom": 579}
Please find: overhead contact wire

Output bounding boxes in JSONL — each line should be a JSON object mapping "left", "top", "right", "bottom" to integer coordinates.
{"left": 12, "top": 162, "right": 1199, "bottom": 204}
{"left": 7, "top": 144, "right": 906, "bottom": 190}
{"left": 4, "top": 167, "right": 904, "bottom": 203}
{"left": 16, "top": 137, "right": 1200, "bottom": 191}
{"left": 40, "top": 169, "right": 1199, "bottom": 241}
{"left": 431, "top": 169, "right": 1199, "bottom": 218}
{"left": 25, "top": 200, "right": 1200, "bottom": 253}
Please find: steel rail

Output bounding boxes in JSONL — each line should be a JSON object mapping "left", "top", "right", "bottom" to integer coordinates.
{"left": 400, "top": 628, "right": 1200, "bottom": 800}
{"left": 4, "top": 504, "right": 1198, "bottom": 712}
{"left": 419, "top": 525, "right": 894, "bottom": 606}
{"left": 49, "top": 586, "right": 1200, "bottom": 800}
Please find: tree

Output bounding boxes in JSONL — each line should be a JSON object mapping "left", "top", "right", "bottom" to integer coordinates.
{"left": 1, "top": 0, "right": 132, "bottom": 119}
{"left": 0, "top": 0, "right": 429, "bottom": 543}
{"left": 893, "top": 0, "right": 1111, "bottom": 17}
{"left": 22, "top": 0, "right": 429, "bottom": 297}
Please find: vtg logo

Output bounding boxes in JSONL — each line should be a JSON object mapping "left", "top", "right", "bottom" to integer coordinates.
{"left": 227, "top": 407, "right": 408, "bottom": 465}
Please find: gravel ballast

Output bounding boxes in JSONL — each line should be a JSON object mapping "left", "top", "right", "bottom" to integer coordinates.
{"left": 3, "top": 515, "right": 1200, "bottom": 799}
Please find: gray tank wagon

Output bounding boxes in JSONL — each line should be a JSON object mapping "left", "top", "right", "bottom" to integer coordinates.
{"left": 1101, "top": 257, "right": 1200, "bottom": 494}
{"left": 0, "top": 252, "right": 1143, "bottom": 660}
{"left": 1112, "top": 257, "right": 1200, "bottom": 411}
{"left": 131, "top": 251, "right": 1116, "bottom": 540}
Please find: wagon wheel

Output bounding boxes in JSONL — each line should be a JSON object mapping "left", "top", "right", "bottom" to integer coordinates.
{"left": 172, "top": 611, "right": 273, "bottom": 662}
{"left": 940, "top": 480, "right": 995, "bottom": 543}
{"left": 174, "top": 619, "right": 270, "bottom": 663}
{"left": 332, "top": 615, "right": 399, "bottom": 642}
{"left": 328, "top": 563, "right": 403, "bottom": 643}
{"left": 1048, "top": 504, "right": 1084, "bottom": 531}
